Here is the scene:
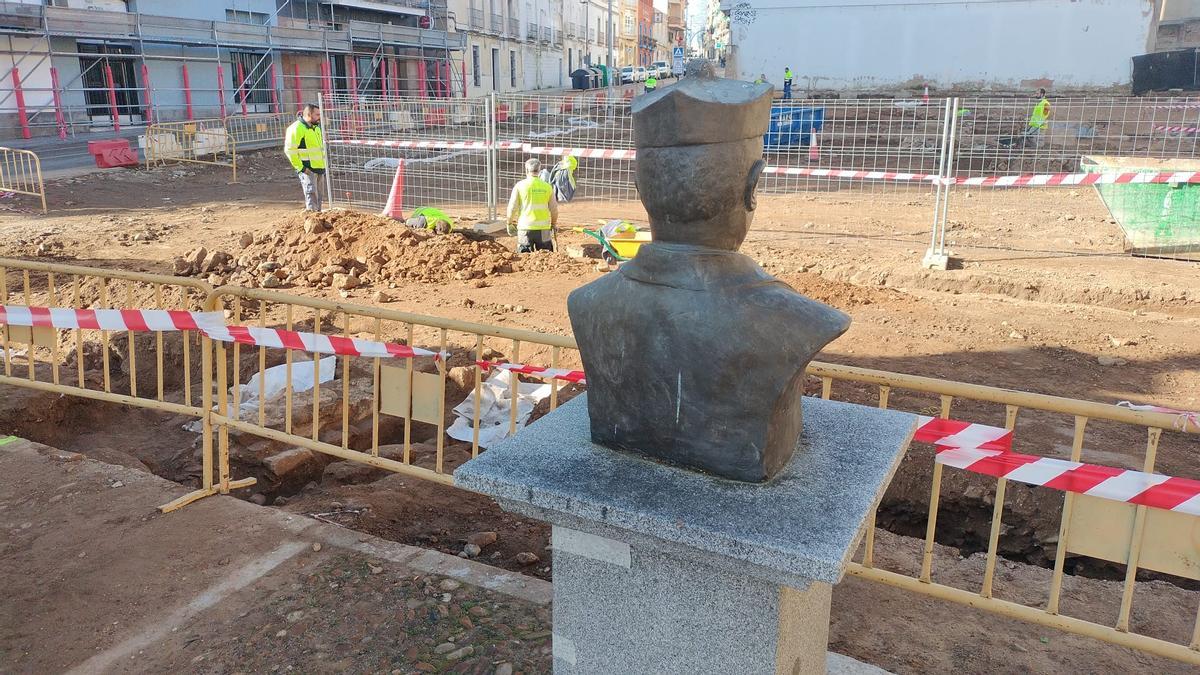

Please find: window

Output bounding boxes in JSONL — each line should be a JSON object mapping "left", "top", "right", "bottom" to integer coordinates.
{"left": 225, "top": 10, "right": 270, "bottom": 25}
{"left": 510, "top": 50, "right": 517, "bottom": 88}
{"left": 624, "top": 13, "right": 634, "bottom": 34}
{"left": 472, "top": 45, "right": 481, "bottom": 87}
{"left": 229, "top": 51, "right": 271, "bottom": 105}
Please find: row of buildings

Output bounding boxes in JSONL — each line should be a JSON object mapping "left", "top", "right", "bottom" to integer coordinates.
{"left": 0, "top": 0, "right": 688, "bottom": 140}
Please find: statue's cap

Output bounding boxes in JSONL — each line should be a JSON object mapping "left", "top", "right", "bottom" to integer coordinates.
{"left": 632, "top": 59, "right": 773, "bottom": 148}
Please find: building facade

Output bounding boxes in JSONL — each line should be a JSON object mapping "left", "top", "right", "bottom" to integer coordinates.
{"left": 0, "top": 0, "right": 465, "bottom": 139}
{"left": 719, "top": 0, "right": 1159, "bottom": 93}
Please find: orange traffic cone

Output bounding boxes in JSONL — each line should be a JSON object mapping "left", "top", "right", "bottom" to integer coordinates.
{"left": 808, "top": 132, "right": 820, "bottom": 161}
{"left": 380, "top": 160, "right": 405, "bottom": 220}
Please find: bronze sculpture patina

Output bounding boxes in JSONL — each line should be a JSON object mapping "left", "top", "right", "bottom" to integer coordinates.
{"left": 567, "top": 60, "right": 851, "bottom": 482}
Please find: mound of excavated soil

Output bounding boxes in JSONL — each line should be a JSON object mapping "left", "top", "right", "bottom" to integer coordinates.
{"left": 778, "top": 272, "right": 914, "bottom": 309}
{"left": 179, "top": 210, "right": 587, "bottom": 290}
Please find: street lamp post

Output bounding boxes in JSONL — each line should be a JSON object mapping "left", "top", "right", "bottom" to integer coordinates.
{"left": 607, "top": 0, "right": 614, "bottom": 97}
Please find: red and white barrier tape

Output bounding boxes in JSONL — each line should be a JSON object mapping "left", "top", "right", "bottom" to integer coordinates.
{"left": 915, "top": 416, "right": 1200, "bottom": 516}
{"left": 1151, "top": 103, "right": 1200, "bottom": 109}
{"left": 521, "top": 145, "right": 638, "bottom": 160}
{"left": 477, "top": 360, "right": 587, "bottom": 384}
{"left": 329, "top": 139, "right": 490, "bottom": 150}
{"left": 762, "top": 166, "right": 942, "bottom": 183}
{"left": 0, "top": 305, "right": 441, "bottom": 360}
{"left": 0, "top": 305, "right": 226, "bottom": 333}
{"left": 953, "top": 170, "right": 1200, "bottom": 187}
{"left": 1155, "top": 125, "right": 1200, "bottom": 133}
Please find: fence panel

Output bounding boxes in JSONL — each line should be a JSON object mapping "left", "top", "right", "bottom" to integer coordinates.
{"left": 145, "top": 117, "right": 237, "bottom": 180}
{"left": 223, "top": 111, "right": 294, "bottom": 149}
{"left": 942, "top": 96, "right": 1200, "bottom": 260}
{"left": 202, "top": 287, "right": 581, "bottom": 490}
{"left": 0, "top": 146, "right": 46, "bottom": 213}
{"left": 322, "top": 93, "right": 492, "bottom": 216}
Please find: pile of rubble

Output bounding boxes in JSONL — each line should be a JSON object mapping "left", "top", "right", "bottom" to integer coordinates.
{"left": 173, "top": 210, "right": 588, "bottom": 290}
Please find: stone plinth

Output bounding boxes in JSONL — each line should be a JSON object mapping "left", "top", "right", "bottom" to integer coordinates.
{"left": 455, "top": 395, "right": 915, "bottom": 674}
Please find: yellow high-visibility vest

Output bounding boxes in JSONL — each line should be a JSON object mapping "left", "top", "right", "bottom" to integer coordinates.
{"left": 784, "top": 68, "right": 793, "bottom": 83}
{"left": 1029, "top": 98, "right": 1050, "bottom": 130}
{"left": 284, "top": 118, "right": 325, "bottom": 171}
{"left": 515, "top": 176, "right": 553, "bottom": 230}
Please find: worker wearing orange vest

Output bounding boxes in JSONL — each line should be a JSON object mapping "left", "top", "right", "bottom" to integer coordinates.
{"left": 507, "top": 158, "right": 559, "bottom": 253}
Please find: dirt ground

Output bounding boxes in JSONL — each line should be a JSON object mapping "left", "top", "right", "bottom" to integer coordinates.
{"left": 1, "top": 152, "right": 1199, "bottom": 671}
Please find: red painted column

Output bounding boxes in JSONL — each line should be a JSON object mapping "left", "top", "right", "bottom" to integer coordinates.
{"left": 390, "top": 58, "right": 399, "bottom": 97}
{"left": 11, "top": 67, "right": 30, "bottom": 139}
{"left": 320, "top": 60, "right": 332, "bottom": 102}
{"left": 292, "top": 63, "right": 302, "bottom": 109}
{"left": 347, "top": 58, "right": 358, "bottom": 104}
{"left": 216, "top": 64, "right": 228, "bottom": 118}
{"left": 181, "top": 64, "right": 194, "bottom": 120}
{"left": 236, "top": 61, "right": 248, "bottom": 116}
{"left": 269, "top": 63, "right": 280, "bottom": 113}
{"left": 49, "top": 66, "right": 67, "bottom": 140}
{"left": 104, "top": 62, "right": 120, "bottom": 132}
{"left": 140, "top": 63, "right": 154, "bottom": 124}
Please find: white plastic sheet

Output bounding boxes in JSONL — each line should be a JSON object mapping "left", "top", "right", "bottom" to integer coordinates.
{"left": 446, "top": 370, "right": 552, "bottom": 448}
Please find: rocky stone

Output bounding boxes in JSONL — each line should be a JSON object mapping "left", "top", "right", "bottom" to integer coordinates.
{"left": 494, "top": 664, "right": 514, "bottom": 675}
{"left": 321, "top": 460, "right": 387, "bottom": 486}
{"left": 468, "top": 605, "right": 490, "bottom": 617}
{"left": 263, "top": 447, "right": 318, "bottom": 478}
{"left": 203, "top": 251, "right": 232, "bottom": 273}
{"left": 433, "top": 642, "right": 457, "bottom": 655}
{"left": 172, "top": 257, "right": 191, "bottom": 275}
{"left": 304, "top": 216, "right": 329, "bottom": 234}
{"left": 470, "top": 279, "right": 489, "bottom": 288}
{"left": 258, "top": 261, "right": 281, "bottom": 272}
{"left": 462, "top": 543, "right": 481, "bottom": 558}
{"left": 372, "top": 290, "right": 393, "bottom": 303}
{"left": 261, "top": 275, "right": 282, "bottom": 289}
{"left": 446, "top": 645, "right": 474, "bottom": 660}
{"left": 239, "top": 233, "right": 255, "bottom": 248}
{"left": 515, "top": 551, "right": 540, "bottom": 565}
{"left": 248, "top": 493, "right": 267, "bottom": 505}
{"left": 321, "top": 265, "right": 347, "bottom": 275}
{"left": 466, "top": 531, "right": 497, "bottom": 548}
{"left": 1097, "top": 355, "right": 1127, "bottom": 367}
{"left": 333, "top": 273, "right": 360, "bottom": 290}
{"left": 447, "top": 366, "right": 475, "bottom": 391}
{"left": 187, "top": 247, "right": 207, "bottom": 270}
{"left": 438, "top": 579, "right": 462, "bottom": 591}
{"left": 207, "top": 274, "right": 226, "bottom": 286}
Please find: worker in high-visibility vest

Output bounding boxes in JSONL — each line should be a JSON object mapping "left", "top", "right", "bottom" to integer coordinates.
{"left": 783, "top": 66, "right": 794, "bottom": 99}
{"left": 1025, "top": 87, "right": 1050, "bottom": 147}
{"left": 644, "top": 73, "right": 658, "bottom": 92}
{"left": 507, "top": 157, "right": 559, "bottom": 253}
{"left": 284, "top": 103, "right": 326, "bottom": 211}
{"left": 754, "top": 73, "right": 766, "bottom": 85}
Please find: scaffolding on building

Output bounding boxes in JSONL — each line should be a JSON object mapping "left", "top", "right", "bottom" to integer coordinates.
{"left": 0, "top": 1, "right": 467, "bottom": 141}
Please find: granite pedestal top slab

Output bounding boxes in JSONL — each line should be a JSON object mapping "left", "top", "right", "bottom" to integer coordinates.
{"left": 455, "top": 395, "right": 916, "bottom": 585}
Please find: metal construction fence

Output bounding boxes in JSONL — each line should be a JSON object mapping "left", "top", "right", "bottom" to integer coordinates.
{"left": 321, "top": 91, "right": 1200, "bottom": 260}
{"left": 0, "top": 256, "right": 1199, "bottom": 664}
{"left": 0, "top": 146, "right": 45, "bottom": 213}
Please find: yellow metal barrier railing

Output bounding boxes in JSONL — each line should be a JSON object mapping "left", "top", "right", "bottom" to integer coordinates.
{"left": 0, "top": 257, "right": 1196, "bottom": 663}
{"left": 806, "top": 361, "right": 1200, "bottom": 666}
{"left": 201, "top": 286, "right": 578, "bottom": 495}
{"left": 145, "top": 118, "right": 238, "bottom": 182}
{"left": 0, "top": 147, "right": 46, "bottom": 213}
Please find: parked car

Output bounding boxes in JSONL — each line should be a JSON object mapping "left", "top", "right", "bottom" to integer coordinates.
{"left": 620, "top": 66, "right": 637, "bottom": 84}
{"left": 651, "top": 61, "right": 672, "bottom": 78}
{"left": 634, "top": 66, "right": 648, "bottom": 82}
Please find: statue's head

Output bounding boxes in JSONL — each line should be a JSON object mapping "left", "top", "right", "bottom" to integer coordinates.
{"left": 632, "top": 60, "right": 773, "bottom": 251}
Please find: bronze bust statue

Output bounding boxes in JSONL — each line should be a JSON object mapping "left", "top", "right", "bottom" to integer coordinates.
{"left": 567, "top": 60, "right": 851, "bottom": 482}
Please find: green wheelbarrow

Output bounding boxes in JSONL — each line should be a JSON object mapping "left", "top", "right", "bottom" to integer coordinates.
{"left": 574, "top": 220, "right": 653, "bottom": 264}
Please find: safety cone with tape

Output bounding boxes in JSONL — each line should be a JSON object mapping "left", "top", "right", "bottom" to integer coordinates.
{"left": 808, "top": 132, "right": 820, "bottom": 161}
{"left": 380, "top": 160, "right": 405, "bottom": 220}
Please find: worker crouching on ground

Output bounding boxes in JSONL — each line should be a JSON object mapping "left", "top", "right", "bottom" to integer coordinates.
{"left": 284, "top": 103, "right": 325, "bottom": 211}
{"left": 507, "top": 158, "right": 559, "bottom": 253}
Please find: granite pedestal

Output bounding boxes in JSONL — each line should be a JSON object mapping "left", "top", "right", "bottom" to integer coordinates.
{"left": 455, "top": 395, "right": 915, "bottom": 674}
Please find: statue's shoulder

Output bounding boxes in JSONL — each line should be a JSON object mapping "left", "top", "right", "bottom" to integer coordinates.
{"left": 741, "top": 279, "right": 852, "bottom": 333}
{"left": 567, "top": 271, "right": 626, "bottom": 310}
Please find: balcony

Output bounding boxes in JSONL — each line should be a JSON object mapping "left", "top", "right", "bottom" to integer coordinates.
{"left": 469, "top": 8, "right": 483, "bottom": 29}
{"left": 508, "top": 17, "right": 519, "bottom": 36}
{"left": 527, "top": 22, "right": 538, "bottom": 40}
{"left": 542, "top": 26, "right": 552, "bottom": 42}
{"left": 490, "top": 12, "right": 503, "bottom": 32}
{"left": 566, "top": 21, "right": 575, "bottom": 38}
{"left": 554, "top": 28, "right": 562, "bottom": 45}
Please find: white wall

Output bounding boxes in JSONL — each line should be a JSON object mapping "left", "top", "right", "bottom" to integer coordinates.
{"left": 728, "top": 0, "right": 1157, "bottom": 92}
